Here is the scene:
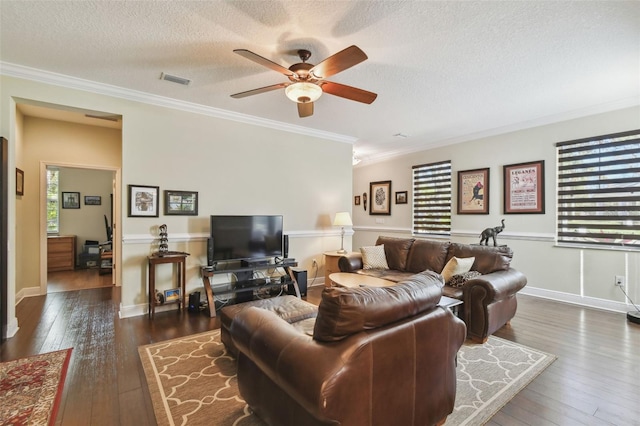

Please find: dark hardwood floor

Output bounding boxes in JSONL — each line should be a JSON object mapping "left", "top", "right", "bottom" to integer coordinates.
{"left": 1, "top": 285, "right": 639, "bottom": 425}
{"left": 47, "top": 269, "right": 113, "bottom": 293}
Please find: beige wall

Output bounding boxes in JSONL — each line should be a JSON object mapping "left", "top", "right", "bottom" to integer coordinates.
{"left": 1, "top": 75, "right": 353, "bottom": 324}
{"left": 353, "top": 106, "right": 640, "bottom": 312}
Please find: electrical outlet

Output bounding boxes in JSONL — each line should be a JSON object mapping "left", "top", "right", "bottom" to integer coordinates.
{"left": 312, "top": 259, "right": 318, "bottom": 268}
{"left": 614, "top": 275, "right": 625, "bottom": 287}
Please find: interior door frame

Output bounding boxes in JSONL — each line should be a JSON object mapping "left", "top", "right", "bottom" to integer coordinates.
{"left": 39, "top": 161, "right": 122, "bottom": 292}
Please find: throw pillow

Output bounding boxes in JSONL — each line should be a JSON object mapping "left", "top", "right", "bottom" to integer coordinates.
{"left": 360, "top": 245, "right": 389, "bottom": 270}
{"left": 440, "top": 256, "right": 475, "bottom": 282}
{"left": 448, "top": 270, "right": 482, "bottom": 287}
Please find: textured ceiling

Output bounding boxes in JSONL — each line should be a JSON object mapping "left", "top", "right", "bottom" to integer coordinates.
{"left": 1, "top": 1, "right": 638, "bottom": 165}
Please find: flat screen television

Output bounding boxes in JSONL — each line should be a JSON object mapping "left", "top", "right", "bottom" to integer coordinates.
{"left": 210, "top": 215, "right": 283, "bottom": 262}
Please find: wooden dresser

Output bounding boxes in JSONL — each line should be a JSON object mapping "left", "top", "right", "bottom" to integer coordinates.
{"left": 47, "top": 235, "right": 76, "bottom": 272}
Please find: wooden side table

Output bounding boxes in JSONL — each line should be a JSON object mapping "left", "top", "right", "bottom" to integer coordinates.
{"left": 148, "top": 253, "right": 189, "bottom": 318}
{"left": 323, "top": 251, "right": 356, "bottom": 287}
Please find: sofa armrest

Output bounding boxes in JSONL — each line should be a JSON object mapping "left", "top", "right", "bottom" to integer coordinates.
{"left": 338, "top": 252, "right": 363, "bottom": 272}
{"left": 230, "top": 307, "right": 359, "bottom": 418}
{"left": 463, "top": 268, "right": 527, "bottom": 301}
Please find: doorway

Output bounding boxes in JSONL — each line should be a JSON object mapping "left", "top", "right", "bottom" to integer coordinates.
{"left": 15, "top": 102, "right": 123, "bottom": 296}
{"left": 45, "top": 166, "right": 116, "bottom": 293}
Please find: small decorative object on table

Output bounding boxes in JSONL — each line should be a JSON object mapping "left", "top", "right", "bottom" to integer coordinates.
{"left": 479, "top": 219, "right": 505, "bottom": 246}
{"left": 158, "top": 224, "right": 168, "bottom": 254}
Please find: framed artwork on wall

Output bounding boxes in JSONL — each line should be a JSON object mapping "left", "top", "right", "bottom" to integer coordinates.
{"left": 395, "top": 191, "right": 408, "bottom": 204}
{"left": 503, "top": 160, "right": 545, "bottom": 214}
{"left": 164, "top": 190, "right": 198, "bottom": 215}
{"left": 369, "top": 180, "right": 392, "bottom": 215}
{"left": 354, "top": 195, "right": 361, "bottom": 205}
{"left": 457, "top": 168, "right": 490, "bottom": 214}
{"left": 62, "top": 192, "right": 80, "bottom": 209}
{"left": 16, "top": 168, "right": 24, "bottom": 196}
{"left": 84, "top": 195, "right": 101, "bottom": 205}
{"left": 128, "top": 184, "right": 159, "bottom": 217}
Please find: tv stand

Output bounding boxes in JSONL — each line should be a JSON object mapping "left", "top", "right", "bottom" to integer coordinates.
{"left": 200, "top": 259, "right": 300, "bottom": 318}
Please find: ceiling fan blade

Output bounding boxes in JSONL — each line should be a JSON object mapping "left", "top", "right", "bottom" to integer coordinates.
{"left": 310, "top": 45, "right": 368, "bottom": 79}
{"left": 230, "top": 83, "right": 288, "bottom": 99}
{"left": 234, "top": 49, "right": 296, "bottom": 77}
{"left": 297, "top": 102, "right": 314, "bottom": 118}
{"left": 321, "top": 81, "right": 377, "bottom": 104}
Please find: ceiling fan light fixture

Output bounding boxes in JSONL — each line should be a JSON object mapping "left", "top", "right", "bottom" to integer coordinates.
{"left": 285, "top": 82, "right": 322, "bottom": 103}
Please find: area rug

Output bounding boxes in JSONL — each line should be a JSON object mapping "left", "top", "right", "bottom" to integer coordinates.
{"left": 0, "top": 348, "right": 72, "bottom": 426}
{"left": 139, "top": 331, "right": 555, "bottom": 426}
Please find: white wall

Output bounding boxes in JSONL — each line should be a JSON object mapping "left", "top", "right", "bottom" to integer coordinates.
{"left": 353, "top": 106, "right": 640, "bottom": 313}
{"left": 1, "top": 75, "right": 354, "bottom": 324}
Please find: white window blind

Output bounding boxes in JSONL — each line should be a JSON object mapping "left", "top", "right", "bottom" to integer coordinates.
{"left": 556, "top": 129, "right": 640, "bottom": 248}
{"left": 412, "top": 160, "right": 451, "bottom": 236}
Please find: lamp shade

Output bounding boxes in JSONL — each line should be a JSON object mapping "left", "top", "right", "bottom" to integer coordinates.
{"left": 285, "top": 82, "right": 322, "bottom": 103}
{"left": 333, "top": 212, "right": 353, "bottom": 227}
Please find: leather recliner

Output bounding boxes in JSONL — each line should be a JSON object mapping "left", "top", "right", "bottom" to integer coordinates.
{"left": 230, "top": 271, "right": 466, "bottom": 426}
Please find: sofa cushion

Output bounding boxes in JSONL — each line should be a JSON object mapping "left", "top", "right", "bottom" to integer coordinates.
{"left": 406, "top": 239, "right": 450, "bottom": 273}
{"left": 361, "top": 245, "right": 390, "bottom": 269}
{"left": 313, "top": 271, "right": 443, "bottom": 342}
{"left": 376, "top": 236, "right": 415, "bottom": 271}
{"left": 441, "top": 256, "right": 475, "bottom": 282}
{"left": 448, "top": 243, "right": 513, "bottom": 274}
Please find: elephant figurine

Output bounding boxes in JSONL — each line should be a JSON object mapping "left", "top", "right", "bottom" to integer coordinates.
{"left": 480, "top": 219, "right": 505, "bottom": 246}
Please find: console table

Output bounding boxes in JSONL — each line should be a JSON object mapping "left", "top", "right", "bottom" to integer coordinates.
{"left": 200, "top": 260, "right": 301, "bottom": 318}
{"left": 148, "top": 252, "right": 189, "bottom": 318}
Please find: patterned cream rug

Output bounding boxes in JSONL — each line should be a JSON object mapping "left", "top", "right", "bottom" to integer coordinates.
{"left": 139, "top": 330, "right": 555, "bottom": 426}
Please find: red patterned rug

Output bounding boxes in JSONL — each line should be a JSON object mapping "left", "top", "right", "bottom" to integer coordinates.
{"left": 0, "top": 349, "right": 72, "bottom": 426}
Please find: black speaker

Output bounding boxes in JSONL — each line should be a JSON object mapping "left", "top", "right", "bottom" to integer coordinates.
{"left": 207, "top": 237, "right": 214, "bottom": 266}
{"left": 288, "top": 268, "right": 307, "bottom": 297}
{"left": 283, "top": 234, "right": 289, "bottom": 258}
{"left": 188, "top": 291, "right": 201, "bottom": 313}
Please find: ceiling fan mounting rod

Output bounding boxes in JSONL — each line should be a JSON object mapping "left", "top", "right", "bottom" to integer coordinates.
{"left": 297, "top": 49, "right": 311, "bottom": 62}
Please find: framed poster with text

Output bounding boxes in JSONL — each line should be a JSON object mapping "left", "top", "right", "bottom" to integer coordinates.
{"left": 503, "top": 160, "right": 545, "bottom": 214}
{"left": 457, "top": 168, "right": 489, "bottom": 214}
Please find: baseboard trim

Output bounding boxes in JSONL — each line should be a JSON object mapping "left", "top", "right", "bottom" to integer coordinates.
{"left": 521, "top": 286, "right": 631, "bottom": 314}
{"left": 119, "top": 302, "right": 180, "bottom": 319}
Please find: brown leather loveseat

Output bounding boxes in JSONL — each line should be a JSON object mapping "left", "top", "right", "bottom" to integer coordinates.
{"left": 339, "top": 236, "right": 527, "bottom": 342}
{"left": 230, "top": 271, "right": 466, "bottom": 426}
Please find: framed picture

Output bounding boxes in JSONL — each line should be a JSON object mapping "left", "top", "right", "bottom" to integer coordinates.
{"left": 84, "top": 195, "right": 101, "bottom": 206}
{"left": 503, "top": 160, "right": 545, "bottom": 214}
{"left": 128, "top": 184, "right": 159, "bottom": 217}
{"left": 395, "top": 191, "right": 408, "bottom": 204}
{"left": 16, "top": 168, "right": 24, "bottom": 196}
{"left": 369, "top": 180, "right": 392, "bottom": 215}
{"left": 458, "top": 168, "right": 490, "bottom": 214}
{"left": 164, "top": 190, "right": 198, "bottom": 216}
{"left": 62, "top": 192, "right": 80, "bottom": 209}
{"left": 164, "top": 288, "right": 180, "bottom": 303}
{"left": 354, "top": 195, "right": 361, "bottom": 205}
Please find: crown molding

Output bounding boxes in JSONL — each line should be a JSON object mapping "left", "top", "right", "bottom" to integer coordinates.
{"left": 0, "top": 61, "right": 356, "bottom": 144}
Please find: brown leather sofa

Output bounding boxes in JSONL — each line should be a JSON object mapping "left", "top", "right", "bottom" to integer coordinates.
{"left": 338, "top": 236, "right": 527, "bottom": 343}
{"left": 230, "top": 271, "right": 466, "bottom": 426}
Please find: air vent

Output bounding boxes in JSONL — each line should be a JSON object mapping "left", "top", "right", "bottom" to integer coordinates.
{"left": 85, "top": 114, "right": 120, "bottom": 122}
{"left": 160, "top": 72, "right": 191, "bottom": 86}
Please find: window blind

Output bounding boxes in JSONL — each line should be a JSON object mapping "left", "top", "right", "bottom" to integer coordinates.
{"left": 412, "top": 160, "right": 451, "bottom": 236}
{"left": 556, "top": 129, "right": 640, "bottom": 248}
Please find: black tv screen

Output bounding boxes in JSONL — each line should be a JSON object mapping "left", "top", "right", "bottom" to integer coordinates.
{"left": 210, "top": 215, "right": 283, "bottom": 261}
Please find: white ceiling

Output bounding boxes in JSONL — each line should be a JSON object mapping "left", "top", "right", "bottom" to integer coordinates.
{"left": 1, "top": 1, "right": 638, "bottom": 165}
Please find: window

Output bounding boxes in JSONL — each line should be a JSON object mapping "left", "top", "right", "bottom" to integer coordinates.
{"left": 556, "top": 129, "right": 640, "bottom": 249}
{"left": 412, "top": 160, "right": 451, "bottom": 236}
{"left": 46, "top": 168, "right": 59, "bottom": 233}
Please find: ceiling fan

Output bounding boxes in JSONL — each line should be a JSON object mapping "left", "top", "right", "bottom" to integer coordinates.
{"left": 230, "top": 45, "right": 377, "bottom": 118}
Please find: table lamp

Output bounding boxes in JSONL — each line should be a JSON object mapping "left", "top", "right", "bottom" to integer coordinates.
{"left": 333, "top": 212, "right": 353, "bottom": 254}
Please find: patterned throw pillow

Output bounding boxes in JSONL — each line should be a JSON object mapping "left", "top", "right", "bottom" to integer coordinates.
{"left": 440, "top": 256, "right": 475, "bottom": 282}
{"left": 361, "top": 245, "right": 389, "bottom": 270}
{"left": 447, "top": 270, "right": 482, "bottom": 287}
